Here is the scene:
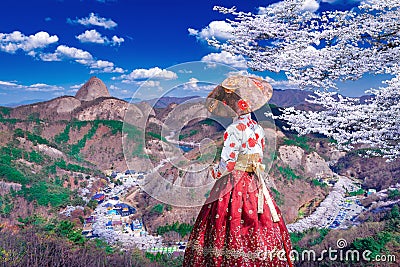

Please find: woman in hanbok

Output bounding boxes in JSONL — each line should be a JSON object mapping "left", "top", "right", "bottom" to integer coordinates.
{"left": 183, "top": 76, "right": 294, "bottom": 267}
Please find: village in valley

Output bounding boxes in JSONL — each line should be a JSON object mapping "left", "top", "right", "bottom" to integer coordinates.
{"left": 60, "top": 169, "right": 187, "bottom": 256}
{"left": 57, "top": 161, "right": 400, "bottom": 258}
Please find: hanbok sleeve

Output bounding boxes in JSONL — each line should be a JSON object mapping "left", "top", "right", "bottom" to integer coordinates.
{"left": 211, "top": 125, "right": 242, "bottom": 179}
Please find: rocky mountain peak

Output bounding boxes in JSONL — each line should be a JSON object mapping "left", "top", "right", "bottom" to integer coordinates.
{"left": 75, "top": 76, "right": 110, "bottom": 102}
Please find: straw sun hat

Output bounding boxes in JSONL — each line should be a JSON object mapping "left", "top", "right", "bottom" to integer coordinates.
{"left": 206, "top": 75, "right": 273, "bottom": 117}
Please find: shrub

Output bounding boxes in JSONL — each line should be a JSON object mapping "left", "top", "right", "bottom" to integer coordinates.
{"left": 196, "top": 153, "right": 215, "bottom": 163}
{"left": 348, "top": 188, "right": 365, "bottom": 196}
{"left": 0, "top": 194, "right": 13, "bottom": 217}
{"left": 54, "top": 159, "right": 91, "bottom": 173}
{"left": 156, "top": 221, "right": 193, "bottom": 237}
{"left": 26, "top": 131, "right": 50, "bottom": 145}
{"left": 0, "top": 163, "right": 29, "bottom": 184}
{"left": 270, "top": 187, "right": 284, "bottom": 206}
{"left": 199, "top": 118, "right": 215, "bottom": 126}
{"left": 54, "top": 124, "right": 71, "bottom": 144}
{"left": 94, "top": 120, "right": 123, "bottom": 134}
{"left": 87, "top": 199, "right": 98, "bottom": 210}
{"left": 14, "top": 128, "right": 25, "bottom": 138}
{"left": 278, "top": 166, "right": 301, "bottom": 181}
{"left": 179, "top": 129, "right": 198, "bottom": 140}
{"left": 29, "top": 150, "right": 44, "bottom": 164}
{"left": 388, "top": 189, "right": 400, "bottom": 200}
{"left": 151, "top": 204, "right": 164, "bottom": 215}
{"left": 351, "top": 231, "right": 392, "bottom": 259}
{"left": 21, "top": 181, "right": 71, "bottom": 207}
{"left": 283, "top": 136, "right": 311, "bottom": 152}
{"left": 13, "top": 129, "right": 50, "bottom": 145}
{"left": 312, "top": 179, "right": 327, "bottom": 188}
{"left": 53, "top": 220, "right": 85, "bottom": 244}
{"left": 146, "top": 131, "right": 168, "bottom": 142}
{"left": 308, "top": 228, "right": 329, "bottom": 246}
{"left": 0, "top": 107, "right": 11, "bottom": 116}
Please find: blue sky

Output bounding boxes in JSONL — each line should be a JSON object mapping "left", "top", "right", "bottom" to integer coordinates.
{"left": 0, "top": 0, "right": 386, "bottom": 105}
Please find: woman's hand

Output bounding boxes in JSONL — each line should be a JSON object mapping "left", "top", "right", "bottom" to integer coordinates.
{"left": 210, "top": 163, "right": 221, "bottom": 179}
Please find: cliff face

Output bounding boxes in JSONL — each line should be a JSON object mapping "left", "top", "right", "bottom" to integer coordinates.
{"left": 75, "top": 98, "right": 131, "bottom": 122}
{"left": 10, "top": 96, "right": 81, "bottom": 121}
{"left": 279, "top": 145, "right": 333, "bottom": 178}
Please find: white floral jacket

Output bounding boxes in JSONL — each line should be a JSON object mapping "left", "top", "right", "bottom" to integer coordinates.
{"left": 211, "top": 113, "right": 265, "bottom": 179}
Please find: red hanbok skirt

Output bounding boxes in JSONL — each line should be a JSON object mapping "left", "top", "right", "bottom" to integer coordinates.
{"left": 183, "top": 170, "right": 294, "bottom": 267}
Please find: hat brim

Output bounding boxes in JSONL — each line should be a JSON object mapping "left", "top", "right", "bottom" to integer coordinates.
{"left": 206, "top": 76, "right": 273, "bottom": 117}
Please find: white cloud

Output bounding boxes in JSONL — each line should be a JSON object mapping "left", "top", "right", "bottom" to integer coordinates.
{"left": 114, "top": 67, "right": 125, "bottom": 73}
{"left": 109, "top": 85, "right": 119, "bottom": 90}
{"left": 188, "top": 77, "right": 199, "bottom": 83}
{"left": 39, "top": 52, "right": 61, "bottom": 61}
{"left": 321, "top": 0, "right": 344, "bottom": 3}
{"left": 0, "top": 31, "right": 58, "bottom": 54}
{"left": 89, "top": 60, "right": 125, "bottom": 73}
{"left": 130, "top": 80, "right": 164, "bottom": 91}
{"left": 321, "top": 0, "right": 361, "bottom": 3}
{"left": 0, "top": 28, "right": 123, "bottom": 74}
{"left": 264, "top": 76, "right": 300, "bottom": 89}
{"left": 26, "top": 83, "right": 64, "bottom": 92}
{"left": 53, "top": 45, "right": 93, "bottom": 61}
{"left": 259, "top": 0, "right": 321, "bottom": 14}
{"left": 201, "top": 51, "right": 248, "bottom": 69}
{"left": 76, "top": 29, "right": 106, "bottom": 44}
{"left": 257, "top": 7, "right": 268, "bottom": 15}
{"left": 40, "top": 45, "right": 124, "bottom": 73}
{"left": 182, "top": 78, "right": 199, "bottom": 91}
{"left": 178, "top": 69, "right": 193, "bottom": 74}
{"left": 53, "top": 91, "right": 65, "bottom": 96}
{"left": 226, "top": 70, "right": 263, "bottom": 79}
{"left": 90, "top": 59, "right": 114, "bottom": 68}
{"left": 70, "top": 83, "right": 84, "bottom": 89}
{"left": 0, "top": 80, "right": 21, "bottom": 87}
{"left": 0, "top": 80, "right": 64, "bottom": 92}
{"left": 137, "top": 80, "right": 161, "bottom": 87}
{"left": 76, "top": 29, "right": 125, "bottom": 46}
{"left": 67, "top": 88, "right": 79, "bottom": 94}
{"left": 188, "top": 28, "right": 198, "bottom": 36}
{"left": 0, "top": 29, "right": 123, "bottom": 74}
{"left": 68, "top": 83, "right": 83, "bottom": 93}
{"left": 302, "top": 0, "right": 320, "bottom": 12}
{"left": 181, "top": 78, "right": 216, "bottom": 92}
{"left": 188, "top": 21, "right": 233, "bottom": 41}
{"left": 69, "top": 13, "right": 117, "bottom": 29}
{"left": 119, "top": 67, "right": 178, "bottom": 82}
{"left": 109, "top": 84, "right": 130, "bottom": 96}
{"left": 111, "top": 35, "right": 124, "bottom": 45}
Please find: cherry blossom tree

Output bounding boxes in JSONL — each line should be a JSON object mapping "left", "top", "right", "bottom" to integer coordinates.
{"left": 206, "top": 0, "right": 400, "bottom": 160}
{"left": 281, "top": 75, "right": 400, "bottom": 160}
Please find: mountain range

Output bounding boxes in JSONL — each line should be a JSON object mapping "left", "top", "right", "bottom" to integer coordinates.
{"left": 2, "top": 78, "right": 372, "bottom": 111}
